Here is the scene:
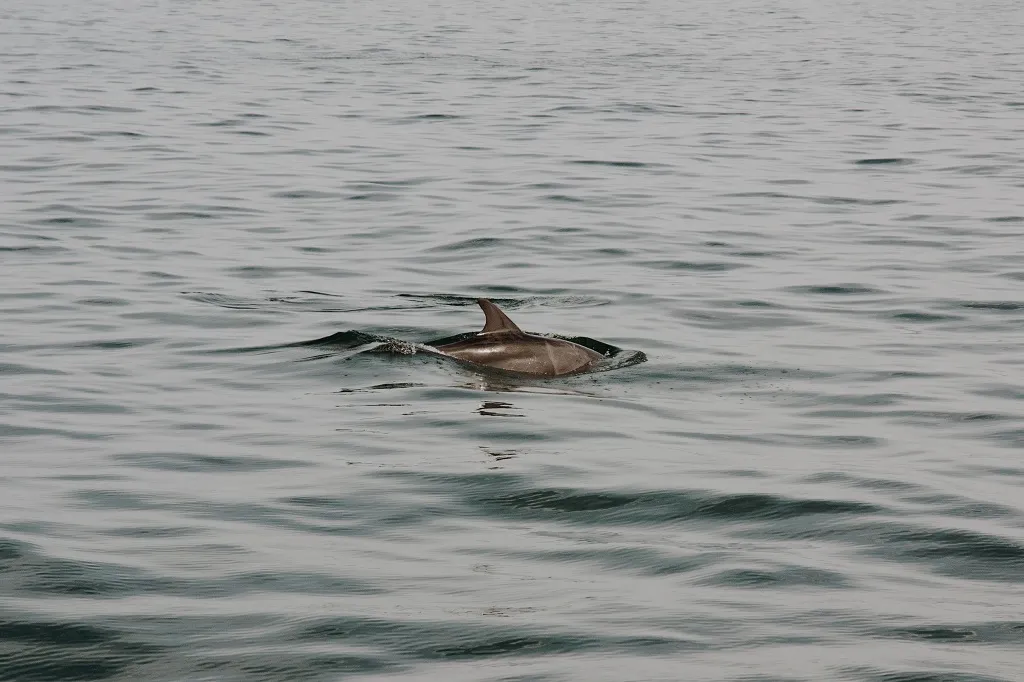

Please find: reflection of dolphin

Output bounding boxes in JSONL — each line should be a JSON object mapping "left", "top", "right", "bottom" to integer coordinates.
{"left": 433, "top": 299, "right": 604, "bottom": 377}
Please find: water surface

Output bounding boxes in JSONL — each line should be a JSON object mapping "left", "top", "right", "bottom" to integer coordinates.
{"left": 2, "top": 0, "right": 1023, "bottom": 680}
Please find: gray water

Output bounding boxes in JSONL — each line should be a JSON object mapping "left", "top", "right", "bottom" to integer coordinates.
{"left": 2, "top": 0, "right": 1024, "bottom": 680}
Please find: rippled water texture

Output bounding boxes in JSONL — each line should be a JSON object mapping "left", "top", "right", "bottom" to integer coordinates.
{"left": 2, "top": 0, "right": 1024, "bottom": 680}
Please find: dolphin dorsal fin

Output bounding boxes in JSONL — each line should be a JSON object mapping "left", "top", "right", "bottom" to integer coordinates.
{"left": 477, "top": 298, "right": 522, "bottom": 334}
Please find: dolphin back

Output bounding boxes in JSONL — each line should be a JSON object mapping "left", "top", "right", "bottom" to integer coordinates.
{"left": 433, "top": 299, "right": 603, "bottom": 376}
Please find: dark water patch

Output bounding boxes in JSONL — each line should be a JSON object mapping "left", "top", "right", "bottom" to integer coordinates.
{"left": 185, "top": 291, "right": 279, "bottom": 311}
{"left": 428, "top": 236, "right": 507, "bottom": 252}
{"left": 854, "top": 157, "right": 914, "bottom": 166}
{"left": 700, "top": 565, "right": 849, "bottom": 589}
{"left": 509, "top": 546, "right": 722, "bottom": 577}
{"left": 199, "top": 571, "right": 383, "bottom": 597}
{"left": 6, "top": 397, "right": 131, "bottom": 416}
{"left": 0, "top": 618, "right": 116, "bottom": 647}
{"left": 145, "top": 270, "right": 186, "bottom": 281}
{"left": 29, "top": 134, "right": 95, "bottom": 142}
{"left": 0, "top": 362, "right": 68, "bottom": 376}
{"left": 272, "top": 189, "right": 344, "bottom": 200}
{"left": 81, "top": 105, "right": 141, "bottom": 114}
{"left": 0, "top": 423, "right": 108, "bottom": 441}
{"left": 953, "top": 300, "right": 1023, "bottom": 312}
{"left": 888, "top": 311, "right": 963, "bottom": 322}
{"left": 865, "top": 524, "right": 1024, "bottom": 582}
{"left": 674, "top": 308, "right": 806, "bottom": 330}
{"left": 72, "top": 489, "right": 167, "bottom": 511}
{"left": 159, "top": 651, "right": 392, "bottom": 680}
{"left": 0, "top": 537, "right": 33, "bottom": 562}
{"left": 987, "top": 428, "right": 1024, "bottom": 448}
{"left": 163, "top": 203, "right": 263, "bottom": 216}
{"left": 100, "top": 525, "right": 202, "bottom": 538}
{"left": 0, "top": 244, "right": 66, "bottom": 253}
{"left": 524, "top": 181, "right": 573, "bottom": 190}
{"left": 296, "top": 246, "right": 338, "bottom": 254}
{"left": 665, "top": 430, "right": 883, "bottom": 449}
{"left": 853, "top": 370, "right": 953, "bottom": 383}
{"left": 842, "top": 667, "right": 1011, "bottom": 682}
{"left": 334, "top": 382, "right": 426, "bottom": 393}
{"left": 270, "top": 330, "right": 392, "bottom": 352}
{"left": 873, "top": 621, "right": 1024, "bottom": 645}
{"left": 269, "top": 492, "right": 445, "bottom": 535}
{"left": 862, "top": 238, "right": 954, "bottom": 250}
{"left": 26, "top": 203, "right": 110, "bottom": 216}
{"left": 643, "top": 260, "right": 742, "bottom": 272}
{"left": 785, "top": 284, "right": 882, "bottom": 296}
{"left": 971, "top": 385, "right": 1024, "bottom": 401}
{"left": 887, "top": 410, "right": 1016, "bottom": 426}
{"left": 62, "top": 337, "right": 159, "bottom": 351}
{"left": 0, "top": 617, "right": 165, "bottom": 682}
{"left": 803, "top": 471, "right": 921, "bottom": 493}
{"left": 31, "top": 216, "right": 109, "bottom": 228}
{"left": 815, "top": 195, "right": 904, "bottom": 206}
{"left": 197, "top": 118, "right": 244, "bottom": 128}
{"left": 383, "top": 471, "right": 884, "bottom": 526}
{"left": 405, "top": 113, "right": 463, "bottom": 121}
{"left": 733, "top": 519, "right": 1024, "bottom": 582}
{"left": 183, "top": 499, "right": 377, "bottom": 537}
{"left": 964, "top": 466, "right": 1024, "bottom": 481}
{"left": 76, "top": 297, "right": 131, "bottom": 306}
{"left": 722, "top": 191, "right": 902, "bottom": 206}
{"left": 0, "top": 162, "right": 77, "bottom": 172}
{"left": 347, "top": 177, "right": 434, "bottom": 189}
{"left": 798, "top": 408, "right": 879, "bottom": 420}
{"left": 2, "top": 535, "right": 379, "bottom": 601}
{"left": 345, "top": 191, "right": 398, "bottom": 201}
{"left": 897, "top": 493, "right": 1020, "bottom": 520}
{"left": 296, "top": 615, "right": 697, "bottom": 661}
{"left": 144, "top": 210, "right": 215, "bottom": 220}
{"left": 944, "top": 164, "right": 1007, "bottom": 176}
{"left": 477, "top": 400, "right": 524, "bottom": 417}
{"left": 222, "top": 265, "right": 359, "bottom": 280}
{"left": 985, "top": 215, "right": 1024, "bottom": 223}
{"left": 1, "top": 540, "right": 176, "bottom": 599}
{"left": 113, "top": 451, "right": 311, "bottom": 472}
{"left": 728, "top": 299, "right": 777, "bottom": 308}
{"left": 570, "top": 159, "right": 663, "bottom": 169}
{"left": 786, "top": 391, "right": 917, "bottom": 405}
{"left": 91, "top": 129, "right": 146, "bottom": 138}
{"left": 591, "top": 246, "right": 633, "bottom": 256}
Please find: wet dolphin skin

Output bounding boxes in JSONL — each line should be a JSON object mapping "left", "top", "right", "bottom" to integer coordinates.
{"left": 434, "top": 299, "right": 604, "bottom": 377}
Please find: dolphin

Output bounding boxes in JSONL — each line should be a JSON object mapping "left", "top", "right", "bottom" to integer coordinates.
{"left": 433, "top": 299, "right": 605, "bottom": 377}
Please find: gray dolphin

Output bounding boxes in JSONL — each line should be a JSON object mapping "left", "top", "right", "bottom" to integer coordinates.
{"left": 433, "top": 299, "right": 605, "bottom": 377}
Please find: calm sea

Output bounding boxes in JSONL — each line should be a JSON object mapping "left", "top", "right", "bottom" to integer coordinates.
{"left": 2, "top": 0, "right": 1023, "bottom": 680}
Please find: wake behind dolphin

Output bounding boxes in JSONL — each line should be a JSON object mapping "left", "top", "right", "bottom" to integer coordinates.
{"left": 284, "top": 296, "right": 646, "bottom": 378}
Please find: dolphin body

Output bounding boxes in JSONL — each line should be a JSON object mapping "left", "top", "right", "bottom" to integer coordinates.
{"left": 433, "top": 299, "right": 605, "bottom": 377}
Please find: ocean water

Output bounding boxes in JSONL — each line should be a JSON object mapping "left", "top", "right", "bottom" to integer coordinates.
{"left": 2, "top": 0, "right": 1023, "bottom": 680}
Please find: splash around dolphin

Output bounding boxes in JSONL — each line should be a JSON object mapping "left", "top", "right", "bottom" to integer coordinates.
{"left": 430, "top": 299, "right": 606, "bottom": 377}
